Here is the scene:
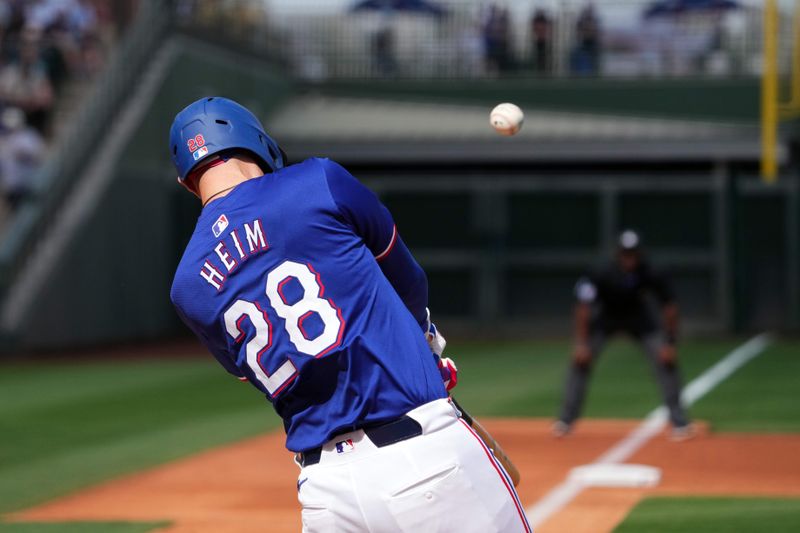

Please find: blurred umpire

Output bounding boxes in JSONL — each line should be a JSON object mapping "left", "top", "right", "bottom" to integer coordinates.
{"left": 554, "top": 230, "right": 694, "bottom": 440}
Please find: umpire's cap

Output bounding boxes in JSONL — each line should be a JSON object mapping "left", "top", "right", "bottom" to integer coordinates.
{"left": 618, "top": 229, "right": 641, "bottom": 251}
{"left": 169, "top": 96, "right": 284, "bottom": 182}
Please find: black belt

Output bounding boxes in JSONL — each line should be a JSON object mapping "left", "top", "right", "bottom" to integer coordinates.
{"left": 298, "top": 415, "right": 422, "bottom": 467}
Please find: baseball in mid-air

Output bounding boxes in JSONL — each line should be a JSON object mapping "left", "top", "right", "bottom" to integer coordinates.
{"left": 490, "top": 103, "right": 524, "bottom": 136}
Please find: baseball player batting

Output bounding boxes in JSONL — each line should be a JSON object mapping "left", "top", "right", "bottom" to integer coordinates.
{"left": 169, "top": 97, "right": 530, "bottom": 532}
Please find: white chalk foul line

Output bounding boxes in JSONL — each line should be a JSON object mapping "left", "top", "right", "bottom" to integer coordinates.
{"left": 525, "top": 332, "right": 773, "bottom": 528}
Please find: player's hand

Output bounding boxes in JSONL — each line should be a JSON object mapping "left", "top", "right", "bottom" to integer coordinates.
{"left": 659, "top": 344, "right": 677, "bottom": 366}
{"left": 437, "top": 356, "right": 458, "bottom": 392}
{"left": 573, "top": 343, "right": 591, "bottom": 367}
{"left": 424, "top": 308, "right": 446, "bottom": 356}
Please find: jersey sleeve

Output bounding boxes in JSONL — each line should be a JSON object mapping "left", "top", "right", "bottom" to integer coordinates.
{"left": 171, "top": 292, "right": 245, "bottom": 379}
{"left": 374, "top": 235, "right": 429, "bottom": 327}
{"left": 319, "top": 158, "right": 429, "bottom": 327}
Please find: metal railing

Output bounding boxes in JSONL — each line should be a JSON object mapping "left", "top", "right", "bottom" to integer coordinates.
{"left": 176, "top": 0, "right": 791, "bottom": 80}
{"left": 0, "top": 0, "right": 172, "bottom": 300}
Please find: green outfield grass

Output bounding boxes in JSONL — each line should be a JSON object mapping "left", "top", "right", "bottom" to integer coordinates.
{"left": 613, "top": 497, "right": 800, "bottom": 532}
{"left": 686, "top": 340, "right": 800, "bottom": 432}
{"left": 449, "top": 337, "right": 800, "bottom": 432}
{"left": 1, "top": 336, "right": 798, "bottom": 532}
{"left": 0, "top": 357, "right": 281, "bottom": 515}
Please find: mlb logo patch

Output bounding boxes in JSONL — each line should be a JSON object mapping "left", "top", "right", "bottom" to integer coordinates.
{"left": 193, "top": 146, "right": 209, "bottom": 161}
{"left": 335, "top": 439, "right": 355, "bottom": 454}
{"left": 212, "top": 214, "right": 229, "bottom": 238}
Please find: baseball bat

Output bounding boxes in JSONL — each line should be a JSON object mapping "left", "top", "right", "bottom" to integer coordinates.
{"left": 451, "top": 396, "right": 521, "bottom": 487}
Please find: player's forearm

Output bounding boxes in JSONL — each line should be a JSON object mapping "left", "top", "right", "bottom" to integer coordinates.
{"left": 663, "top": 303, "right": 679, "bottom": 343}
{"left": 574, "top": 302, "right": 591, "bottom": 344}
{"left": 378, "top": 235, "right": 428, "bottom": 326}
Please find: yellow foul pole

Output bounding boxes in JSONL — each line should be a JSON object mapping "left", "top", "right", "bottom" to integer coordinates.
{"left": 762, "top": 0, "right": 779, "bottom": 183}
{"left": 792, "top": 0, "right": 800, "bottom": 107}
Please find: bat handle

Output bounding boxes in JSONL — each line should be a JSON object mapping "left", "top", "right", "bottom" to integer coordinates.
{"left": 450, "top": 395, "right": 522, "bottom": 487}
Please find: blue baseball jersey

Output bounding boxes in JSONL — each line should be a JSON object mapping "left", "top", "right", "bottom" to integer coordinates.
{"left": 170, "top": 157, "right": 446, "bottom": 452}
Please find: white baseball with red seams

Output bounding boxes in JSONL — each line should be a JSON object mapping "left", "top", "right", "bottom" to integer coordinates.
{"left": 490, "top": 103, "right": 524, "bottom": 136}
{"left": 297, "top": 398, "right": 532, "bottom": 532}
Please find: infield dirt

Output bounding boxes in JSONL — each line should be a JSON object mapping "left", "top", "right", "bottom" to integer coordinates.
{"left": 11, "top": 419, "right": 800, "bottom": 532}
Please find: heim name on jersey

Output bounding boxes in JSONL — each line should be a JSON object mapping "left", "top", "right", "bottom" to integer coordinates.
{"left": 199, "top": 215, "right": 268, "bottom": 291}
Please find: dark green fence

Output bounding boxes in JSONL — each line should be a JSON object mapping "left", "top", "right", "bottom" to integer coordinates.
{"left": 367, "top": 170, "right": 799, "bottom": 335}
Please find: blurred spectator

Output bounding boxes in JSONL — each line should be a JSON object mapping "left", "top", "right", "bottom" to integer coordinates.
{"left": 175, "top": 0, "right": 194, "bottom": 21}
{"left": 529, "top": 8, "right": 552, "bottom": 74}
{"left": 40, "top": 27, "right": 70, "bottom": 90}
{"left": 571, "top": 3, "right": 601, "bottom": 76}
{"left": 704, "top": 17, "right": 730, "bottom": 76}
{"left": 68, "top": 0, "right": 105, "bottom": 78}
{"left": 372, "top": 23, "right": 397, "bottom": 77}
{"left": 74, "top": 28, "right": 104, "bottom": 78}
{"left": 24, "top": 0, "right": 64, "bottom": 33}
{"left": 639, "top": 16, "right": 674, "bottom": 76}
{"left": 0, "top": 29, "right": 55, "bottom": 133}
{"left": 0, "top": 0, "right": 120, "bottom": 224}
{"left": 0, "top": 2, "right": 28, "bottom": 53}
{"left": 108, "top": 0, "right": 138, "bottom": 37}
{"left": 26, "top": 0, "right": 101, "bottom": 80}
{"left": 458, "top": 21, "right": 485, "bottom": 77}
{"left": 0, "top": 0, "right": 114, "bottom": 140}
{"left": 65, "top": 0, "right": 102, "bottom": 77}
{"left": 0, "top": 2, "right": 11, "bottom": 34}
{"left": 66, "top": 0, "right": 98, "bottom": 40}
{"left": 230, "top": 0, "right": 268, "bottom": 38}
{"left": 0, "top": 106, "right": 45, "bottom": 210}
{"left": 482, "top": 4, "right": 513, "bottom": 74}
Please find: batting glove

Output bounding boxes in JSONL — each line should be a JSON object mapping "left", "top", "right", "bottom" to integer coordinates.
{"left": 424, "top": 308, "right": 447, "bottom": 356}
{"left": 437, "top": 356, "right": 458, "bottom": 392}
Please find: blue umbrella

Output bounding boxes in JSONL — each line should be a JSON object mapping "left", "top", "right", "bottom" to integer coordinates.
{"left": 644, "top": 0, "right": 740, "bottom": 18}
{"left": 351, "top": 0, "right": 447, "bottom": 17}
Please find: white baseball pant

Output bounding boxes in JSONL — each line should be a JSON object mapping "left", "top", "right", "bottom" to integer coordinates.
{"left": 296, "top": 398, "right": 531, "bottom": 532}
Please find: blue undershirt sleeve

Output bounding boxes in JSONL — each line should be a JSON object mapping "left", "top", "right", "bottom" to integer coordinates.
{"left": 173, "top": 303, "right": 245, "bottom": 379}
{"left": 319, "top": 158, "right": 429, "bottom": 327}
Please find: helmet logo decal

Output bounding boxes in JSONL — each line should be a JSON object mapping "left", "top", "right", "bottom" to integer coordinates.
{"left": 187, "top": 134, "right": 206, "bottom": 153}
{"left": 193, "top": 146, "right": 209, "bottom": 161}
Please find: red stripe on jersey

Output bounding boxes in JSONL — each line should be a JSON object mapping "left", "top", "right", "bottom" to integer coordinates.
{"left": 374, "top": 225, "right": 398, "bottom": 262}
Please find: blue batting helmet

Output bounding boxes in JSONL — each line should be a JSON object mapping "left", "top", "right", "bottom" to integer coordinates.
{"left": 169, "top": 96, "right": 284, "bottom": 182}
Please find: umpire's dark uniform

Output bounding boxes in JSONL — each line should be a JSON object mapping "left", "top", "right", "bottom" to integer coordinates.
{"left": 557, "top": 231, "right": 690, "bottom": 433}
